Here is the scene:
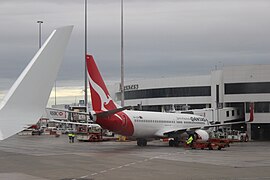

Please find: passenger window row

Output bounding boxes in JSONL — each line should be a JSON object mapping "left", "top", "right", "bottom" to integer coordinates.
{"left": 134, "top": 119, "right": 176, "bottom": 124}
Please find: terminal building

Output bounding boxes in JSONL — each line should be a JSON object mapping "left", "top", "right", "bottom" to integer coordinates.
{"left": 108, "top": 64, "right": 270, "bottom": 140}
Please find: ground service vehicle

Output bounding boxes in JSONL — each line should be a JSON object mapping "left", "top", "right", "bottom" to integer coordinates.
{"left": 76, "top": 125, "right": 102, "bottom": 142}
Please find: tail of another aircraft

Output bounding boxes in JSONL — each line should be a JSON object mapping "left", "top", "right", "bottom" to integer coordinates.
{"left": 0, "top": 26, "right": 73, "bottom": 140}
{"left": 86, "top": 55, "right": 120, "bottom": 113}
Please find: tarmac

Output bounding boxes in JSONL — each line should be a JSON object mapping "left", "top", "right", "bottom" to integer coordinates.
{"left": 0, "top": 135, "right": 270, "bottom": 180}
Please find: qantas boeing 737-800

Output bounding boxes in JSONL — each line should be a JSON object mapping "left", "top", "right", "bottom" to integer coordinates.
{"left": 86, "top": 55, "right": 252, "bottom": 146}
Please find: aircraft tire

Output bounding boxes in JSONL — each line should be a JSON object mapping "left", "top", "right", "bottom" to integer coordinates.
{"left": 137, "top": 138, "right": 147, "bottom": 146}
{"left": 143, "top": 139, "right": 147, "bottom": 146}
{"left": 169, "top": 140, "right": 174, "bottom": 147}
{"left": 169, "top": 139, "right": 179, "bottom": 147}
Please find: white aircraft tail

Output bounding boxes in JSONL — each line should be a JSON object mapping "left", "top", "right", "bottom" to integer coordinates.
{"left": 0, "top": 26, "right": 73, "bottom": 140}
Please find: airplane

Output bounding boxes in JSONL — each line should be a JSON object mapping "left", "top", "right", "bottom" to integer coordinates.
{"left": 0, "top": 26, "right": 73, "bottom": 140}
{"left": 86, "top": 54, "right": 253, "bottom": 147}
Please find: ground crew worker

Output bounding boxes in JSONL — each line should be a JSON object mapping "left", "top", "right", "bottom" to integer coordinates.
{"left": 71, "top": 132, "right": 75, "bottom": 143}
{"left": 68, "top": 132, "right": 73, "bottom": 143}
{"left": 186, "top": 135, "right": 194, "bottom": 147}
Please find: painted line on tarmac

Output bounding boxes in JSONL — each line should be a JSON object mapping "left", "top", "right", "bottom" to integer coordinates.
{"left": 75, "top": 151, "right": 181, "bottom": 179}
{"left": 238, "top": 177, "right": 270, "bottom": 180}
{"left": 78, "top": 175, "right": 89, "bottom": 179}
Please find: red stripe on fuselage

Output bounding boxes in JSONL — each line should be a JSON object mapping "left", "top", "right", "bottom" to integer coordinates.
{"left": 96, "top": 111, "right": 134, "bottom": 136}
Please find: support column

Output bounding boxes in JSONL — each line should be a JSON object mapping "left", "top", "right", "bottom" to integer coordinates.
{"left": 247, "top": 123, "right": 252, "bottom": 141}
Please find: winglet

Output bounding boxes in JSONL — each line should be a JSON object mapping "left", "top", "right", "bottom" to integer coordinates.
{"left": 0, "top": 26, "right": 73, "bottom": 140}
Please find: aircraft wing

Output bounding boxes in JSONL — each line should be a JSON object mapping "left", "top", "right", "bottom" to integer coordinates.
{"left": 157, "top": 121, "right": 248, "bottom": 137}
{"left": 155, "top": 127, "right": 187, "bottom": 137}
{"left": 46, "top": 108, "right": 90, "bottom": 115}
{"left": 46, "top": 110, "right": 99, "bottom": 127}
{"left": 49, "top": 119, "right": 100, "bottom": 128}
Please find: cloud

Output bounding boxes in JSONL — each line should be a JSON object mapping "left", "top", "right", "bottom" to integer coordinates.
{"left": 0, "top": 0, "right": 270, "bottom": 105}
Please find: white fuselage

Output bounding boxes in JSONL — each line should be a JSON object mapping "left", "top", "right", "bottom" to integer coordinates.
{"left": 124, "top": 110, "right": 210, "bottom": 138}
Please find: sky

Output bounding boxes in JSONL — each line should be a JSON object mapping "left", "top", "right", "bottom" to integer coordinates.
{"left": 0, "top": 0, "right": 269, "bottom": 106}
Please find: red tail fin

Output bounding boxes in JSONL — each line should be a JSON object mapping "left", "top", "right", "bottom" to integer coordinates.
{"left": 86, "top": 55, "right": 134, "bottom": 136}
{"left": 86, "top": 55, "right": 119, "bottom": 112}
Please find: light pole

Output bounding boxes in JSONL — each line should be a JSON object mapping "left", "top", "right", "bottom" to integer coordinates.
{"left": 84, "top": 0, "right": 88, "bottom": 110}
{"left": 37, "top": 21, "right": 43, "bottom": 49}
{"left": 120, "top": 0, "right": 125, "bottom": 107}
{"left": 37, "top": 21, "right": 57, "bottom": 105}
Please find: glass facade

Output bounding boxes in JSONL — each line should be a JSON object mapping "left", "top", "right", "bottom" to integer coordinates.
{"left": 246, "top": 102, "right": 270, "bottom": 113}
{"left": 225, "top": 82, "right": 270, "bottom": 94}
{"left": 134, "top": 104, "right": 210, "bottom": 112}
{"left": 116, "top": 86, "right": 211, "bottom": 100}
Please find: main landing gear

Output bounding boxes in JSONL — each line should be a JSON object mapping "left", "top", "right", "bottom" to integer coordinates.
{"left": 169, "top": 138, "right": 180, "bottom": 147}
{"left": 137, "top": 138, "right": 147, "bottom": 146}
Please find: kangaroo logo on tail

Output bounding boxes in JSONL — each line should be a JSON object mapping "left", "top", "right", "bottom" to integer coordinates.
{"left": 86, "top": 55, "right": 135, "bottom": 136}
{"left": 86, "top": 55, "right": 119, "bottom": 112}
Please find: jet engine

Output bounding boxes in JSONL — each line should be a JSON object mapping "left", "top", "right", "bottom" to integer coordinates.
{"left": 195, "top": 129, "right": 209, "bottom": 141}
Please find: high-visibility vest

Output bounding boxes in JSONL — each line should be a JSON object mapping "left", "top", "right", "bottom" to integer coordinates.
{"left": 71, "top": 133, "right": 75, "bottom": 137}
{"left": 186, "top": 136, "right": 194, "bottom": 144}
{"left": 68, "top": 133, "right": 73, "bottom": 137}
